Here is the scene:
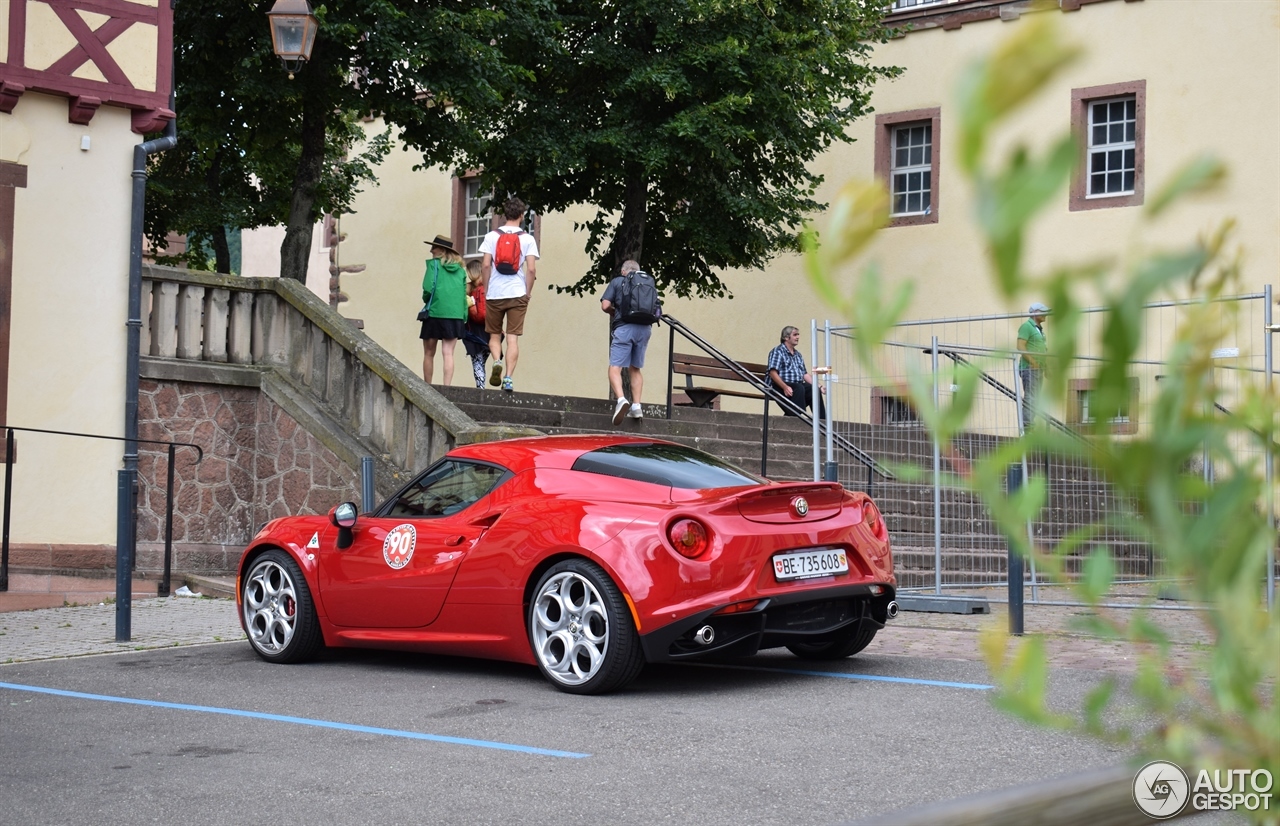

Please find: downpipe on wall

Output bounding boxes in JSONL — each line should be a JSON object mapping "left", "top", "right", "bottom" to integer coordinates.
{"left": 117, "top": 115, "right": 177, "bottom": 643}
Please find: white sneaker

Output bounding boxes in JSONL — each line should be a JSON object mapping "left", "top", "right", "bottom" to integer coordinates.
{"left": 627, "top": 403, "right": 643, "bottom": 419}
{"left": 612, "top": 397, "right": 630, "bottom": 425}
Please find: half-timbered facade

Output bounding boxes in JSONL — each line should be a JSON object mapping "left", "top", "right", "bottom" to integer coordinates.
{"left": 0, "top": 0, "right": 173, "bottom": 554}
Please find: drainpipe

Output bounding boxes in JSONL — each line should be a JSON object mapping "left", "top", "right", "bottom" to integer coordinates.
{"left": 117, "top": 105, "right": 177, "bottom": 642}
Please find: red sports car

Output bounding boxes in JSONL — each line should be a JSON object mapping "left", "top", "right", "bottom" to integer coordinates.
{"left": 237, "top": 435, "right": 898, "bottom": 694}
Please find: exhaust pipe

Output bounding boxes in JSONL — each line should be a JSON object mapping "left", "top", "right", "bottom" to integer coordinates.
{"left": 693, "top": 625, "right": 716, "bottom": 645}
{"left": 886, "top": 601, "right": 899, "bottom": 620}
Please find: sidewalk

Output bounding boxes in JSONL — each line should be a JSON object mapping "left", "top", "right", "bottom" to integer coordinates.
{"left": 0, "top": 584, "right": 1215, "bottom": 673}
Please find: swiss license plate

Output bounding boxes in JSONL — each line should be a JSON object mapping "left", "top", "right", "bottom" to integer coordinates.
{"left": 772, "top": 548, "right": 849, "bottom": 581}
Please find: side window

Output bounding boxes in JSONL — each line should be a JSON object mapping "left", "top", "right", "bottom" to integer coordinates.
{"left": 381, "top": 461, "right": 510, "bottom": 518}
{"left": 1070, "top": 81, "right": 1145, "bottom": 211}
{"left": 874, "top": 107, "right": 941, "bottom": 227}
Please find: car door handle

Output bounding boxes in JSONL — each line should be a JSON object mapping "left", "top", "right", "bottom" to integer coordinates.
{"left": 445, "top": 535, "right": 468, "bottom": 547}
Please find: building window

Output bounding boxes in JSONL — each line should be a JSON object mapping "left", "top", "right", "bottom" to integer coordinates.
{"left": 892, "top": 124, "right": 932, "bottom": 216}
{"left": 1070, "top": 81, "right": 1145, "bottom": 211}
{"left": 1067, "top": 378, "right": 1138, "bottom": 434}
{"left": 889, "top": 0, "right": 957, "bottom": 8}
{"left": 452, "top": 174, "right": 493, "bottom": 259}
{"left": 870, "top": 385, "right": 921, "bottom": 427}
{"left": 452, "top": 174, "right": 540, "bottom": 258}
{"left": 875, "top": 108, "right": 940, "bottom": 227}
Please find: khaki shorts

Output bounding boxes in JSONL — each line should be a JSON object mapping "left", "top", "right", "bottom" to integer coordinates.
{"left": 486, "top": 295, "right": 529, "bottom": 336}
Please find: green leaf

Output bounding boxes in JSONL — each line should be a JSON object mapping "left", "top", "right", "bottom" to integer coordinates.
{"left": 1082, "top": 679, "right": 1116, "bottom": 735}
{"left": 1079, "top": 547, "right": 1115, "bottom": 605}
{"left": 1145, "top": 155, "right": 1227, "bottom": 219}
{"left": 957, "top": 15, "right": 1081, "bottom": 174}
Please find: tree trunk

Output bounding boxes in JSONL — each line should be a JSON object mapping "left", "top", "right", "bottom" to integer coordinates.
{"left": 205, "top": 152, "right": 231, "bottom": 274}
{"left": 612, "top": 169, "right": 647, "bottom": 274}
{"left": 211, "top": 226, "right": 230, "bottom": 275}
{"left": 280, "top": 86, "right": 327, "bottom": 283}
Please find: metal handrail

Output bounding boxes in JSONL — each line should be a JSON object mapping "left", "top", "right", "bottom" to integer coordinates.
{"left": 0, "top": 426, "right": 202, "bottom": 597}
{"left": 661, "top": 314, "right": 893, "bottom": 484}
{"left": 923, "top": 345, "right": 1089, "bottom": 446}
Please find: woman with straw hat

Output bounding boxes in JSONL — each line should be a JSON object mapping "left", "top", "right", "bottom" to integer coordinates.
{"left": 419, "top": 234, "right": 468, "bottom": 384}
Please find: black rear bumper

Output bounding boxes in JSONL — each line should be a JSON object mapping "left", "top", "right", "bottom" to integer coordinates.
{"left": 638, "top": 583, "right": 896, "bottom": 663}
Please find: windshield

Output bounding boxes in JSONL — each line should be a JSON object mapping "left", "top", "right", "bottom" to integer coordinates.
{"left": 571, "top": 443, "right": 764, "bottom": 490}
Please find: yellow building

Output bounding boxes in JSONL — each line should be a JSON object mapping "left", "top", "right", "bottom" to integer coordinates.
{"left": 330, "top": 0, "right": 1276, "bottom": 417}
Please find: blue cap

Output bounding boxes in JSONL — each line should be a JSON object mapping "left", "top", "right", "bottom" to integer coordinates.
{"left": 1029, "top": 302, "right": 1049, "bottom": 314}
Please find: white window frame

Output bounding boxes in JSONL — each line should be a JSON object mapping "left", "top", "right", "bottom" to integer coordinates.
{"left": 462, "top": 178, "right": 492, "bottom": 258}
{"left": 1086, "top": 95, "right": 1137, "bottom": 199}
{"left": 890, "top": 123, "right": 933, "bottom": 217}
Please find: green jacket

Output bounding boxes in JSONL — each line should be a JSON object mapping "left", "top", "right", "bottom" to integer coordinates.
{"left": 422, "top": 258, "right": 467, "bottom": 321}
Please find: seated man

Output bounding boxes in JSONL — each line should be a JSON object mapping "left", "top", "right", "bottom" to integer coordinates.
{"left": 767, "top": 325, "right": 826, "bottom": 419}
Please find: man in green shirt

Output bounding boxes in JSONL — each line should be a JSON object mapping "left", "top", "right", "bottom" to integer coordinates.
{"left": 1017, "top": 302, "right": 1049, "bottom": 428}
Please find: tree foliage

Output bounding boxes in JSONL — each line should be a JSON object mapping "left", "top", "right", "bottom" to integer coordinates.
{"left": 146, "top": 0, "right": 515, "bottom": 280}
{"left": 808, "top": 16, "right": 1277, "bottom": 821}
{"left": 465, "top": 0, "right": 900, "bottom": 299}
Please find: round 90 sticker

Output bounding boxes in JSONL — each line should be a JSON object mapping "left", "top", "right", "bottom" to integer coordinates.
{"left": 382, "top": 523, "right": 417, "bottom": 569}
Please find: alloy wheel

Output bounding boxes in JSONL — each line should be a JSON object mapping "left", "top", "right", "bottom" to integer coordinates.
{"left": 243, "top": 558, "right": 299, "bottom": 655}
{"left": 531, "top": 571, "right": 610, "bottom": 686}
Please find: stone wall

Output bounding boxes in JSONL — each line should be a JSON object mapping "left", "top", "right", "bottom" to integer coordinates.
{"left": 135, "top": 378, "right": 361, "bottom": 575}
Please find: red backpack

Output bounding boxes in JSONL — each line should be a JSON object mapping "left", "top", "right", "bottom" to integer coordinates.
{"left": 493, "top": 229, "right": 525, "bottom": 275}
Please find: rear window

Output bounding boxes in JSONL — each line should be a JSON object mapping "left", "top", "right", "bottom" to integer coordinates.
{"left": 571, "top": 443, "right": 764, "bottom": 490}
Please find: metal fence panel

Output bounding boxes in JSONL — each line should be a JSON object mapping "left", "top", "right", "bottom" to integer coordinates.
{"left": 815, "top": 293, "right": 1275, "bottom": 606}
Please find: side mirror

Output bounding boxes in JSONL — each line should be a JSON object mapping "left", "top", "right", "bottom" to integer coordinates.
{"left": 329, "top": 502, "right": 358, "bottom": 549}
{"left": 329, "top": 502, "right": 358, "bottom": 528}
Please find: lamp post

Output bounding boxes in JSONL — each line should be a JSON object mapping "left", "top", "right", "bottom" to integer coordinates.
{"left": 267, "top": 0, "right": 318, "bottom": 79}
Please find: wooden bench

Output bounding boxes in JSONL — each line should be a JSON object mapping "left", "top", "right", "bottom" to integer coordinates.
{"left": 669, "top": 352, "right": 771, "bottom": 409}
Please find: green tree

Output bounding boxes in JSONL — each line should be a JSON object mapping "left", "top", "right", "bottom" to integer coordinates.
{"left": 464, "top": 0, "right": 899, "bottom": 298}
{"left": 146, "top": 1, "right": 514, "bottom": 280}
{"left": 807, "top": 16, "right": 1277, "bottom": 822}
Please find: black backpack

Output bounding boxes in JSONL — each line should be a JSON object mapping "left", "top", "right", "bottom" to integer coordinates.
{"left": 617, "top": 270, "right": 661, "bottom": 325}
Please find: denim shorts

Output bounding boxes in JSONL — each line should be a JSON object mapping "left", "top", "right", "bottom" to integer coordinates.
{"left": 609, "top": 324, "right": 652, "bottom": 368}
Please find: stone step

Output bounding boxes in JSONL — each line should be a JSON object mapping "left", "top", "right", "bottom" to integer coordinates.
{"left": 451, "top": 403, "right": 816, "bottom": 449}
{"left": 437, "top": 386, "right": 814, "bottom": 431}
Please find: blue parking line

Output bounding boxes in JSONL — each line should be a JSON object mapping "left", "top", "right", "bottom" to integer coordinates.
{"left": 0, "top": 681, "right": 590, "bottom": 759}
{"left": 690, "top": 663, "right": 994, "bottom": 690}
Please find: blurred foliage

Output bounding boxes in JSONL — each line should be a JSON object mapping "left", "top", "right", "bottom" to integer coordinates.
{"left": 806, "top": 15, "right": 1277, "bottom": 821}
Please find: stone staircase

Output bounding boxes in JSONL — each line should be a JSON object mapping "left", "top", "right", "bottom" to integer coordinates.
{"left": 435, "top": 385, "right": 818, "bottom": 481}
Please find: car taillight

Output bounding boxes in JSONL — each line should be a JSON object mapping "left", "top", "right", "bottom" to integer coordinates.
{"left": 669, "top": 518, "right": 709, "bottom": 558}
{"left": 863, "top": 500, "right": 886, "bottom": 540}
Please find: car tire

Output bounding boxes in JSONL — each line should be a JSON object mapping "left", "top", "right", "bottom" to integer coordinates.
{"left": 528, "top": 559, "right": 645, "bottom": 695}
{"left": 786, "top": 618, "right": 878, "bottom": 661}
{"left": 241, "top": 549, "right": 323, "bottom": 664}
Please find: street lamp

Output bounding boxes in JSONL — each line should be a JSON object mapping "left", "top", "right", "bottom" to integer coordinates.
{"left": 267, "top": 0, "right": 318, "bottom": 79}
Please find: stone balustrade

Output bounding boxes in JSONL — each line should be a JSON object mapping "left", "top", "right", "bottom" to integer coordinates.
{"left": 139, "top": 264, "right": 531, "bottom": 495}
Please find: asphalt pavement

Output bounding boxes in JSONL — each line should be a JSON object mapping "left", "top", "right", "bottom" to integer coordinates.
{"left": 0, "top": 590, "right": 1227, "bottom": 825}
{"left": 0, "top": 584, "right": 1216, "bottom": 672}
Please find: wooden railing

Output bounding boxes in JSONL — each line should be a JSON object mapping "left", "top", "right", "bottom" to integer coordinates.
{"left": 139, "top": 264, "right": 533, "bottom": 490}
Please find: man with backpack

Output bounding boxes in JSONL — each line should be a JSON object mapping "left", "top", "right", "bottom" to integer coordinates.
{"left": 480, "top": 197, "right": 539, "bottom": 392}
{"left": 601, "top": 259, "right": 662, "bottom": 425}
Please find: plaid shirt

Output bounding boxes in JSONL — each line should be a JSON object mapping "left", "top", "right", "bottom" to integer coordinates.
{"left": 767, "top": 344, "right": 807, "bottom": 384}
